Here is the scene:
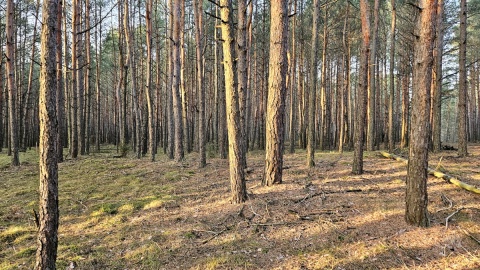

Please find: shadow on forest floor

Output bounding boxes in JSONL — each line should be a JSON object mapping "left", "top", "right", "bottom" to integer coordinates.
{"left": 1, "top": 144, "right": 480, "bottom": 269}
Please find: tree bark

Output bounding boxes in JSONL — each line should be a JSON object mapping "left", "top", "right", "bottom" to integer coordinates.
{"left": 307, "top": 0, "right": 320, "bottom": 168}
{"left": 388, "top": 0, "right": 396, "bottom": 153}
{"left": 220, "top": 0, "right": 247, "bottom": 203}
{"left": 6, "top": 0, "right": 20, "bottom": 166}
{"left": 22, "top": 0, "right": 40, "bottom": 151}
{"left": 367, "top": 0, "right": 380, "bottom": 151}
{"left": 71, "top": 0, "right": 80, "bottom": 158}
{"left": 263, "top": 0, "right": 289, "bottom": 186}
{"left": 145, "top": 0, "right": 156, "bottom": 161}
{"left": 172, "top": 0, "right": 184, "bottom": 161}
{"left": 458, "top": 0, "right": 467, "bottom": 157}
{"left": 431, "top": 0, "right": 444, "bottom": 152}
{"left": 56, "top": 0, "right": 65, "bottom": 162}
{"left": 289, "top": 0, "right": 297, "bottom": 154}
{"left": 352, "top": 0, "right": 370, "bottom": 175}
{"left": 406, "top": 0, "right": 436, "bottom": 227}
{"left": 194, "top": 0, "right": 206, "bottom": 167}
{"left": 35, "top": 0, "right": 59, "bottom": 267}
{"left": 237, "top": 0, "right": 248, "bottom": 161}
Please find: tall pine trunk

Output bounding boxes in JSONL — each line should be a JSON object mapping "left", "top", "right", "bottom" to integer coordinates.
{"left": 458, "top": 0, "right": 467, "bottom": 156}
{"left": 35, "top": 0, "right": 59, "bottom": 267}
{"left": 6, "top": 0, "right": 20, "bottom": 166}
{"left": 307, "top": 0, "right": 320, "bottom": 168}
{"left": 406, "top": 0, "right": 436, "bottom": 227}
{"left": 220, "top": 0, "right": 247, "bottom": 203}
{"left": 263, "top": 0, "right": 289, "bottom": 186}
{"left": 352, "top": 0, "right": 370, "bottom": 175}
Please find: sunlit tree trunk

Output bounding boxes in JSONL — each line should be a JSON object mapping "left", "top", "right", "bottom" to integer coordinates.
{"left": 263, "top": 0, "right": 289, "bottom": 186}
{"left": 220, "top": 0, "right": 247, "bottom": 203}
{"left": 6, "top": 0, "right": 20, "bottom": 166}
{"left": 388, "top": 0, "right": 396, "bottom": 152}
{"left": 458, "top": 0, "right": 467, "bottom": 157}
{"left": 319, "top": 8, "right": 329, "bottom": 151}
{"left": 406, "top": 0, "right": 436, "bottom": 227}
{"left": 35, "top": 0, "right": 59, "bottom": 267}
{"left": 172, "top": 0, "right": 184, "bottom": 161}
{"left": 307, "top": 0, "right": 320, "bottom": 168}
{"left": 289, "top": 0, "right": 297, "bottom": 154}
{"left": 352, "top": 0, "right": 370, "bottom": 175}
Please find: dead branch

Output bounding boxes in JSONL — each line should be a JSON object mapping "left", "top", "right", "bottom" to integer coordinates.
{"left": 445, "top": 207, "right": 463, "bottom": 229}
{"left": 380, "top": 151, "right": 480, "bottom": 194}
{"left": 436, "top": 193, "right": 453, "bottom": 213}
{"left": 460, "top": 227, "right": 480, "bottom": 245}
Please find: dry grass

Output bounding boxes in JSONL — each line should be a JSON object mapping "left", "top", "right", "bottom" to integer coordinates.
{"left": 1, "top": 144, "right": 480, "bottom": 269}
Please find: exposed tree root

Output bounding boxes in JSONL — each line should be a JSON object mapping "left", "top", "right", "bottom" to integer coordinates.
{"left": 380, "top": 151, "right": 480, "bottom": 195}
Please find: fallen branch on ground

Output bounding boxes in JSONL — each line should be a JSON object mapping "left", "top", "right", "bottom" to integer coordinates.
{"left": 460, "top": 227, "right": 480, "bottom": 245}
{"left": 445, "top": 207, "right": 463, "bottom": 229}
{"left": 380, "top": 151, "right": 480, "bottom": 195}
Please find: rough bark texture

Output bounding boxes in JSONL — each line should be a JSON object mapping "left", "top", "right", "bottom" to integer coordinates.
{"left": 352, "top": 0, "right": 370, "bottom": 175}
{"left": 263, "top": 0, "right": 288, "bottom": 186}
{"left": 307, "top": 0, "right": 319, "bottom": 168}
{"left": 35, "top": 0, "right": 59, "bottom": 267}
{"left": 194, "top": 0, "right": 206, "bottom": 168}
{"left": 432, "top": 0, "right": 444, "bottom": 152}
{"left": 458, "top": 0, "right": 467, "bottom": 157}
{"left": 172, "top": 0, "right": 184, "bottom": 162}
{"left": 6, "top": 0, "right": 20, "bottom": 166}
{"left": 71, "top": 0, "right": 79, "bottom": 158}
{"left": 367, "top": 0, "right": 380, "bottom": 151}
{"left": 220, "top": 0, "right": 247, "bottom": 203}
{"left": 237, "top": 0, "right": 248, "bottom": 159}
{"left": 406, "top": 0, "right": 436, "bottom": 227}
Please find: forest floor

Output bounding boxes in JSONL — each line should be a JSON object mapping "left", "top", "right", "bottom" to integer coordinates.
{"left": 1, "top": 144, "right": 480, "bottom": 269}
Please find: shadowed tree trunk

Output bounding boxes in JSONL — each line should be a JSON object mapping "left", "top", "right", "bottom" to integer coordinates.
{"left": 352, "top": 0, "right": 370, "bottom": 175}
{"left": 406, "top": 0, "right": 436, "bottom": 227}
{"left": 35, "top": 0, "right": 59, "bottom": 267}
{"left": 71, "top": 0, "right": 79, "bottom": 158}
{"left": 194, "top": 0, "right": 206, "bottom": 168}
{"left": 431, "top": 0, "right": 444, "bottom": 152}
{"left": 263, "top": 0, "right": 289, "bottom": 186}
{"left": 367, "top": 0, "right": 379, "bottom": 151}
{"left": 220, "top": 0, "right": 247, "bottom": 203}
{"left": 22, "top": 0, "right": 40, "bottom": 151}
{"left": 56, "top": 0, "right": 65, "bottom": 162}
{"left": 237, "top": 0, "right": 248, "bottom": 162}
{"left": 146, "top": 0, "right": 156, "bottom": 161}
{"left": 458, "top": 0, "right": 467, "bottom": 157}
{"left": 6, "top": 0, "right": 20, "bottom": 166}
